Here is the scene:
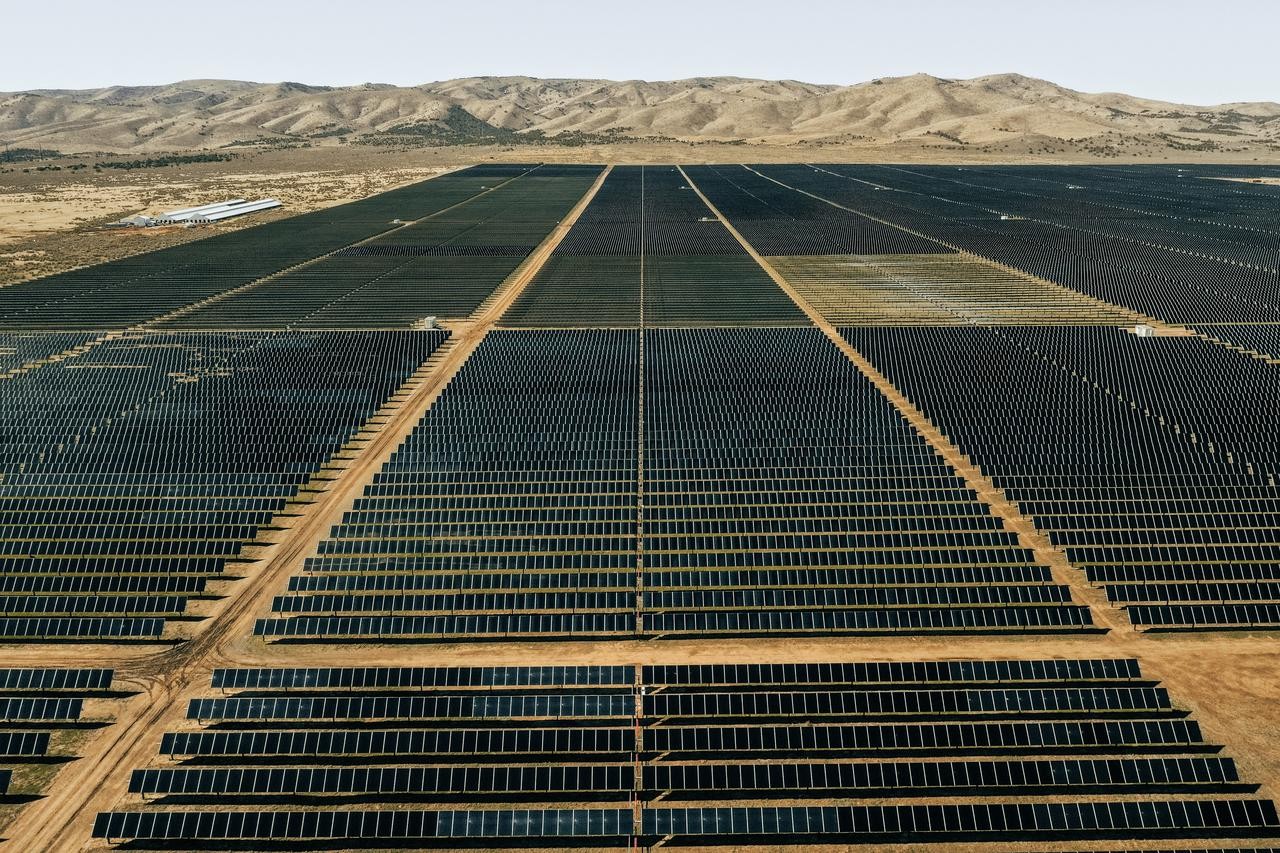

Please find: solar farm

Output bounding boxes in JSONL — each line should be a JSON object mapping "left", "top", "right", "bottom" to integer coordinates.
{"left": 1, "top": 161, "right": 1280, "bottom": 851}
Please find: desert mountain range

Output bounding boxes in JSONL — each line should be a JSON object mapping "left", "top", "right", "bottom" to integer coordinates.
{"left": 3, "top": 74, "right": 1278, "bottom": 153}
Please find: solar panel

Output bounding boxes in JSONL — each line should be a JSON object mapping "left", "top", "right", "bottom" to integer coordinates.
{"left": 644, "top": 799, "right": 1280, "bottom": 838}
{"left": 161, "top": 727, "right": 634, "bottom": 759}
{"left": 188, "top": 694, "right": 635, "bottom": 723}
{"left": 643, "top": 659, "right": 1140, "bottom": 687}
{"left": 0, "top": 669, "right": 113, "bottom": 692}
{"left": 211, "top": 665, "right": 634, "bottom": 691}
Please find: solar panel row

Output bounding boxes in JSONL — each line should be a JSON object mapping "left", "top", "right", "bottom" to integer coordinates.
{"left": 131, "top": 756, "right": 1245, "bottom": 798}
{"left": 93, "top": 801, "right": 1280, "bottom": 842}
{"left": 643, "top": 658, "right": 1142, "bottom": 685}
{"left": 211, "top": 664, "right": 632, "bottom": 691}
{"left": 160, "top": 719, "right": 1205, "bottom": 760}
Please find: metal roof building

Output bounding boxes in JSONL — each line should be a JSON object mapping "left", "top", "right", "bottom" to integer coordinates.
{"left": 154, "top": 198, "right": 281, "bottom": 225}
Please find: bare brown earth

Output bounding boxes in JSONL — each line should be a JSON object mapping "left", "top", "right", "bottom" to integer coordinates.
{"left": 5, "top": 74, "right": 1280, "bottom": 153}
{"left": 1211, "top": 176, "right": 1280, "bottom": 185}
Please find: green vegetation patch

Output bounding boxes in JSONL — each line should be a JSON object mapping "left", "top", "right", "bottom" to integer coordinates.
{"left": 94, "top": 152, "right": 238, "bottom": 170}
{"left": 0, "top": 147, "right": 62, "bottom": 163}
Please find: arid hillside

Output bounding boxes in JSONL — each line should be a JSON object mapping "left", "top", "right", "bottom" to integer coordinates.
{"left": 3, "top": 73, "right": 1279, "bottom": 154}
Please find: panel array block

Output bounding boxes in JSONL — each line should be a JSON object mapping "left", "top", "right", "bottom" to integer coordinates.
{"left": 94, "top": 660, "right": 1280, "bottom": 846}
{"left": 504, "top": 166, "right": 805, "bottom": 327}
{"left": 0, "top": 167, "right": 522, "bottom": 329}
{"left": 641, "top": 327, "right": 1092, "bottom": 636}
{"left": 257, "top": 329, "right": 639, "bottom": 640}
{"left": 682, "top": 165, "right": 951, "bottom": 256}
{"left": 258, "top": 327, "right": 1093, "bottom": 640}
{"left": 751, "top": 163, "right": 1280, "bottom": 325}
{"left": 0, "top": 330, "right": 446, "bottom": 637}
{"left": 165, "top": 165, "right": 603, "bottom": 328}
{"left": 846, "top": 325, "right": 1280, "bottom": 630}
{"left": 768, "top": 254, "right": 1139, "bottom": 326}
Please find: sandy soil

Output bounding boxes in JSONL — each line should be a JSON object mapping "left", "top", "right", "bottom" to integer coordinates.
{"left": 0, "top": 167, "right": 457, "bottom": 246}
{"left": 1208, "top": 176, "right": 1280, "bottom": 185}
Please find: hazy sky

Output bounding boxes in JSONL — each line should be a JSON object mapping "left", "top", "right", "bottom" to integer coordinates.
{"left": 6, "top": 0, "right": 1276, "bottom": 104}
